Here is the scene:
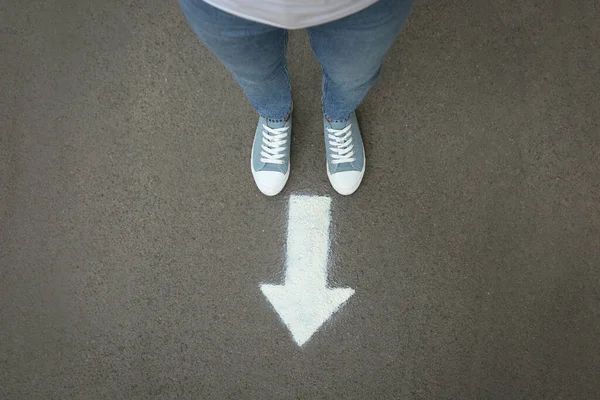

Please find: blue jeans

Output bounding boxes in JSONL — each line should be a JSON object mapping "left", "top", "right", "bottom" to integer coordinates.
{"left": 178, "top": 0, "right": 413, "bottom": 122}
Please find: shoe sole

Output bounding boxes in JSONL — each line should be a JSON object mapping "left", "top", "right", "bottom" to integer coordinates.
{"left": 251, "top": 166, "right": 290, "bottom": 196}
{"left": 326, "top": 165, "right": 365, "bottom": 195}
{"left": 250, "top": 144, "right": 290, "bottom": 196}
{"left": 326, "top": 143, "right": 366, "bottom": 196}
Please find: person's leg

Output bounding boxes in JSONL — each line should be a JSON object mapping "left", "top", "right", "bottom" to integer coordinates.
{"left": 305, "top": 0, "right": 412, "bottom": 195}
{"left": 306, "top": 0, "right": 413, "bottom": 121}
{"left": 179, "top": 0, "right": 293, "bottom": 196}
{"left": 178, "top": 0, "right": 292, "bottom": 120}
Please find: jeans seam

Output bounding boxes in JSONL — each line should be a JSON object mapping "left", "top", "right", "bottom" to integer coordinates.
{"left": 260, "top": 30, "right": 292, "bottom": 121}
{"left": 322, "top": 70, "right": 328, "bottom": 117}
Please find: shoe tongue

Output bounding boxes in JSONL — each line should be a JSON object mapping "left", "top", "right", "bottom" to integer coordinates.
{"left": 328, "top": 119, "right": 348, "bottom": 130}
{"left": 265, "top": 119, "right": 287, "bottom": 129}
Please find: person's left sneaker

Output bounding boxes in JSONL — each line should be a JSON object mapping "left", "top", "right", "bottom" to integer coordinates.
{"left": 323, "top": 111, "right": 365, "bottom": 195}
{"left": 251, "top": 112, "right": 292, "bottom": 196}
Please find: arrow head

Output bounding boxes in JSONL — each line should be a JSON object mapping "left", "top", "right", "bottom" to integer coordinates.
{"left": 260, "top": 284, "right": 355, "bottom": 346}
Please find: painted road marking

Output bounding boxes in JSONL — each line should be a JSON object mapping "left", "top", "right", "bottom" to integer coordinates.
{"left": 260, "top": 195, "right": 355, "bottom": 346}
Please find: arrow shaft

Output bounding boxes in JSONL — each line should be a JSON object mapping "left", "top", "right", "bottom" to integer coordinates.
{"left": 285, "top": 196, "right": 331, "bottom": 288}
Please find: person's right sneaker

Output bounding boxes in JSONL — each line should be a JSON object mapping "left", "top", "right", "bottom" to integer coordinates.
{"left": 250, "top": 112, "right": 292, "bottom": 196}
{"left": 323, "top": 111, "right": 365, "bottom": 195}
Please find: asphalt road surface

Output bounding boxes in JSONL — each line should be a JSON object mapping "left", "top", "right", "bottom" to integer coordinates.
{"left": 1, "top": 0, "right": 599, "bottom": 398}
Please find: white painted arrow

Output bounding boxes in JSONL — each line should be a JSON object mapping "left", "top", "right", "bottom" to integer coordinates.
{"left": 260, "top": 195, "right": 355, "bottom": 346}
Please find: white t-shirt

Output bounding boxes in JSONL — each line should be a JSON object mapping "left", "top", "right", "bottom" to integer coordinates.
{"left": 202, "top": 0, "right": 379, "bottom": 29}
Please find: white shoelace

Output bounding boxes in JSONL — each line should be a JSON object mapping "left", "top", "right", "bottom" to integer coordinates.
{"left": 327, "top": 124, "right": 356, "bottom": 164}
{"left": 260, "top": 124, "right": 289, "bottom": 165}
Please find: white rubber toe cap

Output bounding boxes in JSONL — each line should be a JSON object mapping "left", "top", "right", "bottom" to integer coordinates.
{"left": 252, "top": 170, "right": 289, "bottom": 196}
{"left": 328, "top": 170, "right": 364, "bottom": 195}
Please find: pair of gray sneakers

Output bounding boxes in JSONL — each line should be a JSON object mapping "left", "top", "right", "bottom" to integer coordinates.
{"left": 250, "top": 110, "right": 365, "bottom": 196}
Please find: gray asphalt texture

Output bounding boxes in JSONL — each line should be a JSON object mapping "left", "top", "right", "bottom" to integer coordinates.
{"left": 1, "top": 0, "right": 599, "bottom": 398}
